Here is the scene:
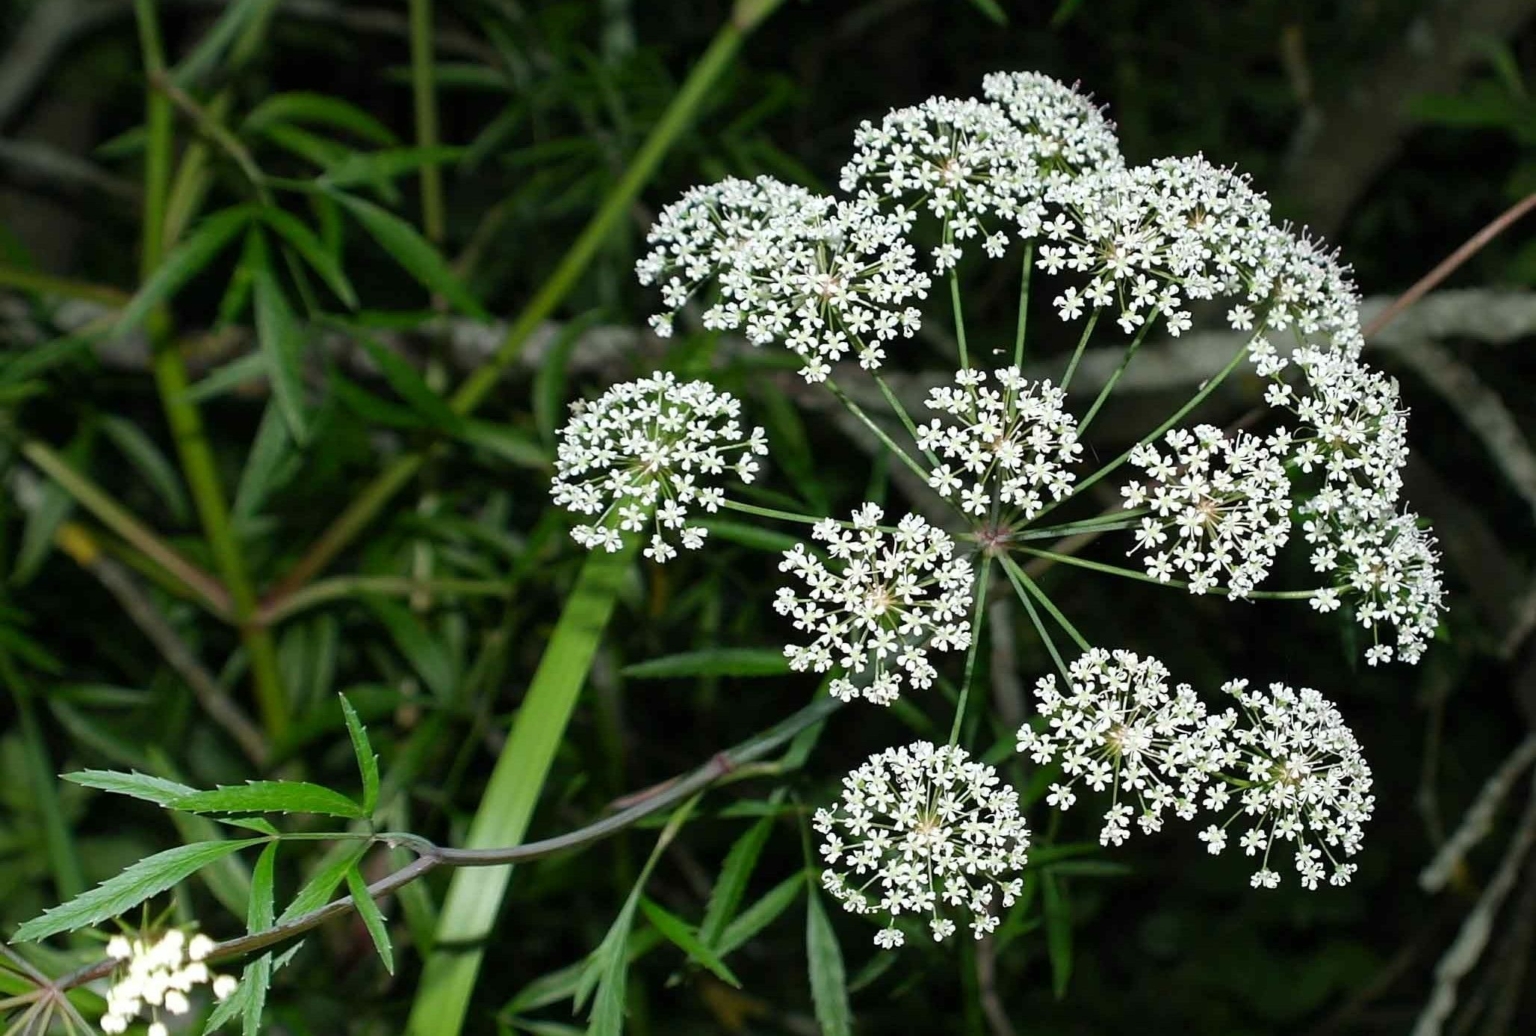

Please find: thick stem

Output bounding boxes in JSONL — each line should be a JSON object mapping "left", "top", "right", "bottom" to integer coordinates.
{"left": 135, "top": 0, "right": 288, "bottom": 738}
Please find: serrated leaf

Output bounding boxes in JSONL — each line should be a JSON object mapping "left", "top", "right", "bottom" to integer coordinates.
{"left": 201, "top": 955, "right": 266, "bottom": 1034}
{"left": 171, "top": 781, "right": 364, "bottom": 818}
{"left": 639, "top": 897, "right": 740, "bottom": 988}
{"left": 364, "top": 596, "right": 457, "bottom": 700}
{"left": 806, "top": 890, "right": 851, "bottom": 1036}
{"left": 715, "top": 872, "right": 803, "bottom": 958}
{"left": 339, "top": 694, "right": 379, "bottom": 816}
{"left": 278, "top": 842, "right": 367, "bottom": 923}
{"left": 252, "top": 263, "right": 310, "bottom": 444}
{"left": 346, "top": 864, "right": 395, "bottom": 973}
{"left": 700, "top": 814, "right": 775, "bottom": 947}
{"left": 250, "top": 841, "right": 278, "bottom": 929}
{"left": 13, "top": 839, "right": 263, "bottom": 941}
{"left": 330, "top": 191, "right": 486, "bottom": 318}
{"left": 100, "top": 416, "right": 191, "bottom": 523}
{"left": 64, "top": 769, "right": 197, "bottom": 806}
{"left": 1042, "top": 871, "right": 1072, "bottom": 999}
{"left": 349, "top": 326, "right": 464, "bottom": 433}
{"left": 256, "top": 206, "right": 358, "bottom": 308}
{"left": 243, "top": 92, "right": 398, "bottom": 145}
{"left": 620, "top": 649, "right": 791, "bottom": 680}
{"left": 116, "top": 207, "right": 252, "bottom": 338}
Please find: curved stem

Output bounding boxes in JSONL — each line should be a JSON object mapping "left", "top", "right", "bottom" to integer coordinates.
{"left": 948, "top": 562, "right": 991, "bottom": 746}
{"left": 54, "top": 692, "right": 843, "bottom": 993}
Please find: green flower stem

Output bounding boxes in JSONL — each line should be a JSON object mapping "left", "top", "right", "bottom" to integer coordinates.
{"left": 135, "top": 0, "right": 288, "bottom": 739}
{"left": 950, "top": 265, "right": 969, "bottom": 368}
{"left": 1014, "top": 545, "right": 1323, "bottom": 600}
{"left": 872, "top": 372, "right": 937, "bottom": 465}
{"left": 409, "top": 0, "right": 446, "bottom": 244}
{"left": 999, "top": 553, "right": 1089, "bottom": 652}
{"left": 1058, "top": 310, "right": 1099, "bottom": 391}
{"left": 948, "top": 561, "right": 991, "bottom": 746}
{"left": 999, "top": 553, "right": 1069, "bottom": 684}
{"left": 268, "top": 3, "right": 784, "bottom": 603}
{"left": 20, "top": 440, "right": 230, "bottom": 616}
{"left": 1013, "top": 241, "right": 1034, "bottom": 367}
{"left": 1036, "top": 331, "right": 1256, "bottom": 525}
{"left": 1076, "top": 313, "right": 1156, "bottom": 436}
{"left": 1013, "top": 511, "right": 1146, "bottom": 541}
{"left": 823, "top": 377, "right": 931, "bottom": 483}
{"left": 256, "top": 576, "right": 513, "bottom": 626}
{"left": 720, "top": 499, "right": 826, "bottom": 526}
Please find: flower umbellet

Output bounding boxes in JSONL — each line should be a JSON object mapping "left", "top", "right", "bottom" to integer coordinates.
{"left": 99, "top": 928, "right": 237, "bottom": 1035}
{"left": 815, "top": 741, "right": 1030, "bottom": 946}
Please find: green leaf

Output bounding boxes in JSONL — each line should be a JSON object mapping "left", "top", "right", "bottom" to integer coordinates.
{"left": 243, "top": 92, "right": 399, "bottom": 145}
{"left": 320, "top": 146, "right": 466, "bottom": 188}
{"left": 1051, "top": 0, "right": 1086, "bottom": 26}
{"left": 241, "top": 842, "right": 279, "bottom": 1036}
{"left": 715, "top": 872, "right": 803, "bottom": 958}
{"left": 339, "top": 694, "right": 380, "bottom": 816}
{"left": 459, "top": 420, "right": 551, "bottom": 469}
{"left": 64, "top": 769, "right": 197, "bottom": 807}
{"left": 252, "top": 262, "right": 310, "bottom": 444}
{"left": 233, "top": 399, "right": 297, "bottom": 521}
{"left": 116, "top": 207, "right": 252, "bottom": 338}
{"left": 1042, "top": 871, "right": 1073, "bottom": 999}
{"left": 13, "top": 839, "right": 262, "bottom": 941}
{"left": 700, "top": 814, "right": 776, "bottom": 947}
{"left": 350, "top": 326, "right": 464, "bottom": 433}
{"left": 188, "top": 351, "right": 269, "bottom": 404}
{"left": 277, "top": 842, "right": 368, "bottom": 923}
{"left": 330, "top": 191, "right": 486, "bottom": 318}
{"left": 171, "top": 781, "right": 364, "bottom": 818}
{"left": 256, "top": 206, "right": 359, "bottom": 308}
{"left": 639, "top": 897, "right": 741, "bottom": 988}
{"left": 346, "top": 864, "right": 395, "bottom": 973}
{"left": 806, "top": 890, "right": 852, "bottom": 1036}
{"left": 171, "top": 0, "right": 269, "bottom": 88}
{"left": 100, "top": 416, "right": 191, "bottom": 523}
{"left": 364, "top": 596, "right": 457, "bottom": 700}
{"left": 621, "top": 648, "right": 791, "bottom": 680}
{"left": 533, "top": 312, "right": 601, "bottom": 447}
{"left": 966, "top": 0, "right": 1008, "bottom": 24}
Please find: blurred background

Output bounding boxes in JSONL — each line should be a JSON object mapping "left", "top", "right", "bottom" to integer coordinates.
{"left": 2, "top": 0, "right": 1536, "bottom": 1033}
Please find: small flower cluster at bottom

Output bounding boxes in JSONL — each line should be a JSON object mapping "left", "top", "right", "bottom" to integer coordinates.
{"left": 100, "top": 928, "right": 237, "bottom": 1035}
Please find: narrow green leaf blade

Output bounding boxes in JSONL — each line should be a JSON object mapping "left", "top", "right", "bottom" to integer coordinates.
{"left": 806, "top": 891, "right": 852, "bottom": 1036}
{"left": 321, "top": 146, "right": 465, "bottom": 188}
{"left": 116, "top": 207, "right": 252, "bottom": 337}
{"left": 64, "top": 769, "right": 197, "bottom": 807}
{"left": 363, "top": 596, "right": 457, "bottom": 700}
{"left": 700, "top": 815, "right": 775, "bottom": 947}
{"left": 99, "top": 416, "right": 191, "bottom": 523}
{"left": 638, "top": 897, "right": 741, "bottom": 988}
{"left": 1042, "top": 872, "right": 1073, "bottom": 999}
{"left": 243, "top": 91, "right": 399, "bottom": 145}
{"left": 339, "top": 694, "right": 380, "bottom": 817}
{"left": 256, "top": 206, "right": 358, "bottom": 308}
{"left": 621, "top": 649, "right": 791, "bottom": 680}
{"left": 13, "top": 839, "right": 262, "bottom": 941}
{"left": 252, "top": 265, "right": 310, "bottom": 444}
{"left": 331, "top": 191, "right": 486, "bottom": 318}
{"left": 171, "top": 781, "right": 364, "bottom": 818}
{"left": 716, "top": 872, "right": 803, "bottom": 958}
{"left": 351, "top": 328, "right": 464, "bottom": 433}
{"left": 346, "top": 865, "right": 395, "bottom": 974}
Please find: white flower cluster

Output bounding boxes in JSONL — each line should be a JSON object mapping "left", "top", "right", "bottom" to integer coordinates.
{"left": 1201, "top": 680, "right": 1374, "bottom": 889}
{"left": 1016, "top": 650, "right": 1225, "bottom": 846}
{"left": 840, "top": 97, "right": 1046, "bottom": 271}
{"left": 917, "top": 367, "right": 1082, "bottom": 520}
{"left": 551, "top": 373, "right": 767, "bottom": 563}
{"left": 636, "top": 176, "right": 930, "bottom": 382}
{"left": 1037, "top": 156, "right": 1362, "bottom": 348}
{"left": 980, "top": 71, "right": 1123, "bottom": 175}
{"left": 1121, "top": 424, "right": 1292, "bottom": 597}
{"left": 815, "top": 741, "right": 1030, "bottom": 946}
{"left": 1019, "top": 651, "right": 1374, "bottom": 888}
{"left": 1264, "top": 345, "right": 1444, "bottom": 663}
{"left": 101, "top": 929, "right": 237, "bottom": 1035}
{"left": 776, "top": 504, "right": 973, "bottom": 704}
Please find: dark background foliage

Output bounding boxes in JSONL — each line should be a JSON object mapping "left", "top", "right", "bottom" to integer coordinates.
{"left": 2, "top": 1, "right": 1535, "bottom": 1034}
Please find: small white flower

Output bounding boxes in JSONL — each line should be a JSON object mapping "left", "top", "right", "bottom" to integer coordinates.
{"left": 551, "top": 373, "right": 767, "bottom": 563}
{"left": 916, "top": 368, "right": 1082, "bottom": 521}
{"left": 1209, "top": 680, "right": 1374, "bottom": 889}
{"left": 97, "top": 927, "right": 237, "bottom": 1034}
{"left": 1122, "top": 424, "right": 1292, "bottom": 599}
{"left": 776, "top": 504, "right": 974, "bottom": 705}
{"left": 980, "top": 71, "right": 1123, "bottom": 176}
{"left": 1018, "top": 649, "right": 1227, "bottom": 846}
{"left": 816, "top": 742, "right": 1030, "bottom": 947}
